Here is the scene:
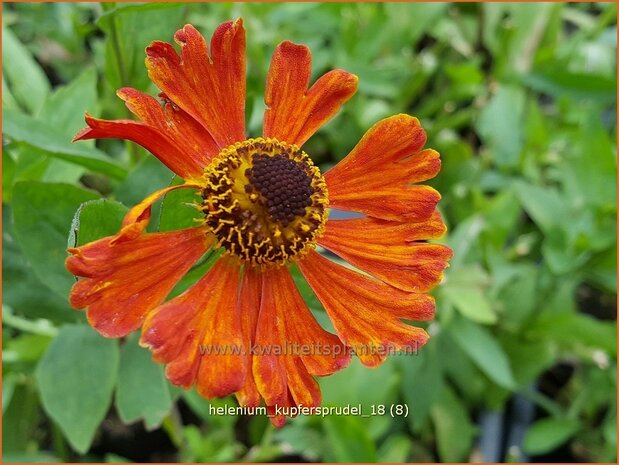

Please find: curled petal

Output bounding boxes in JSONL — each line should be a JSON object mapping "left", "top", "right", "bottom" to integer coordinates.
{"left": 140, "top": 256, "right": 246, "bottom": 397}
{"left": 67, "top": 226, "right": 212, "bottom": 338}
{"left": 318, "top": 213, "right": 452, "bottom": 292}
{"left": 146, "top": 21, "right": 246, "bottom": 148}
{"left": 263, "top": 41, "right": 358, "bottom": 147}
{"left": 119, "top": 88, "right": 220, "bottom": 173}
{"left": 298, "top": 251, "right": 433, "bottom": 367}
{"left": 73, "top": 113, "right": 206, "bottom": 180}
{"left": 114, "top": 183, "right": 202, "bottom": 243}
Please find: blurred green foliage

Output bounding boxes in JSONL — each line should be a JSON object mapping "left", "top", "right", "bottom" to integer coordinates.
{"left": 2, "top": 2, "right": 617, "bottom": 463}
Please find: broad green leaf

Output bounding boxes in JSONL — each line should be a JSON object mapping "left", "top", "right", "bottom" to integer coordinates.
{"left": 158, "top": 179, "right": 202, "bottom": 232}
{"left": 3, "top": 109, "right": 126, "bottom": 180}
{"left": 523, "top": 418, "right": 580, "bottom": 455}
{"left": 514, "top": 181, "right": 566, "bottom": 234}
{"left": 430, "top": 385, "right": 476, "bottom": 462}
{"left": 2, "top": 25, "right": 51, "bottom": 114}
{"left": 3, "top": 206, "right": 75, "bottom": 322}
{"left": 12, "top": 182, "right": 99, "bottom": 298}
{"left": 450, "top": 316, "right": 516, "bottom": 389}
{"left": 323, "top": 416, "right": 377, "bottom": 462}
{"left": 97, "top": 4, "right": 186, "bottom": 90}
{"left": 39, "top": 66, "right": 99, "bottom": 139}
{"left": 116, "top": 334, "right": 172, "bottom": 429}
{"left": 36, "top": 325, "right": 119, "bottom": 453}
{"left": 115, "top": 155, "right": 174, "bottom": 211}
{"left": 68, "top": 199, "right": 128, "bottom": 247}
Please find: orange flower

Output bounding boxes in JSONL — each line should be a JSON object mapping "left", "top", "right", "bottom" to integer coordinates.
{"left": 66, "top": 19, "right": 452, "bottom": 426}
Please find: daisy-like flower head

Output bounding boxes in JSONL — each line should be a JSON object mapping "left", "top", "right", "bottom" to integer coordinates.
{"left": 67, "top": 19, "right": 453, "bottom": 426}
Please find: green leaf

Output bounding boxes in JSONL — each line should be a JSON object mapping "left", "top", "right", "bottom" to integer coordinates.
{"left": 115, "top": 155, "right": 173, "bottom": 211}
{"left": 116, "top": 334, "right": 172, "bottom": 429}
{"left": 523, "top": 418, "right": 580, "bottom": 455}
{"left": 476, "top": 84, "right": 525, "bottom": 167}
{"left": 158, "top": 179, "right": 202, "bottom": 232}
{"left": 2, "top": 25, "right": 51, "bottom": 114}
{"left": 528, "top": 312, "right": 616, "bottom": 356}
{"left": 323, "top": 416, "right": 377, "bottom": 462}
{"left": 36, "top": 325, "right": 119, "bottom": 453}
{"left": 444, "top": 286, "right": 496, "bottom": 324}
{"left": 400, "top": 343, "right": 444, "bottom": 431}
{"left": 430, "top": 385, "right": 476, "bottom": 462}
{"left": 12, "top": 182, "right": 99, "bottom": 298}
{"left": 319, "top": 357, "right": 399, "bottom": 438}
{"left": 514, "top": 181, "right": 566, "bottom": 233}
{"left": 97, "top": 4, "right": 186, "bottom": 90}
{"left": 377, "top": 434, "right": 412, "bottom": 462}
{"left": 3, "top": 108, "right": 126, "bottom": 180}
{"left": 39, "top": 66, "right": 99, "bottom": 139}
{"left": 68, "top": 199, "right": 128, "bottom": 248}
{"left": 523, "top": 68, "right": 617, "bottom": 103}
{"left": 450, "top": 316, "right": 516, "bottom": 389}
{"left": 3, "top": 206, "right": 75, "bottom": 322}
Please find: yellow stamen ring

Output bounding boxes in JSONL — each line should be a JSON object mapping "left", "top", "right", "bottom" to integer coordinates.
{"left": 199, "top": 138, "right": 328, "bottom": 267}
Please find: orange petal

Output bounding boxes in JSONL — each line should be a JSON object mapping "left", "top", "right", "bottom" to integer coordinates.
{"left": 119, "top": 88, "right": 219, "bottom": 174}
{"left": 66, "top": 226, "right": 212, "bottom": 338}
{"left": 318, "top": 214, "right": 452, "bottom": 293}
{"left": 325, "top": 114, "right": 441, "bottom": 220}
{"left": 323, "top": 210, "right": 447, "bottom": 245}
{"left": 140, "top": 256, "right": 246, "bottom": 397}
{"left": 275, "top": 267, "right": 351, "bottom": 376}
{"left": 235, "top": 267, "right": 262, "bottom": 408}
{"left": 298, "top": 251, "right": 434, "bottom": 367}
{"left": 73, "top": 114, "right": 203, "bottom": 180}
{"left": 328, "top": 185, "right": 441, "bottom": 222}
{"left": 145, "top": 21, "right": 246, "bottom": 148}
{"left": 252, "top": 268, "right": 290, "bottom": 406}
{"left": 263, "top": 41, "right": 358, "bottom": 147}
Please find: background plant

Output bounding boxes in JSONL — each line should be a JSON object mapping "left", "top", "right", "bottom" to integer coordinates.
{"left": 3, "top": 2, "right": 616, "bottom": 463}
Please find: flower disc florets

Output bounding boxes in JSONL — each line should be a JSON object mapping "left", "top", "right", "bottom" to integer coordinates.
{"left": 199, "top": 138, "right": 328, "bottom": 267}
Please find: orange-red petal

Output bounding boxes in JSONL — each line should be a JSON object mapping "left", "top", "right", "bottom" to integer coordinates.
{"left": 318, "top": 213, "right": 452, "bottom": 293}
{"left": 252, "top": 269, "right": 288, "bottom": 406}
{"left": 253, "top": 267, "right": 344, "bottom": 413}
{"left": 119, "top": 88, "right": 219, "bottom": 173}
{"left": 298, "top": 251, "right": 434, "bottom": 367}
{"left": 325, "top": 114, "right": 441, "bottom": 221}
{"left": 66, "top": 226, "right": 212, "bottom": 338}
{"left": 235, "top": 267, "right": 262, "bottom": 408}
{"left": 323, "top": 210, "right": 447, "bottom": 245}
{"left": 73, "top": 113, "right": 204, "bottom": 180}
{"left": 145, "top": 21, "right": 246, "bottom": 149}
{"left": 140, "top": 256, "right": 246, "bottom": 397}
{"left": 263, "top": 41, "right": 358, "bottom": 147}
